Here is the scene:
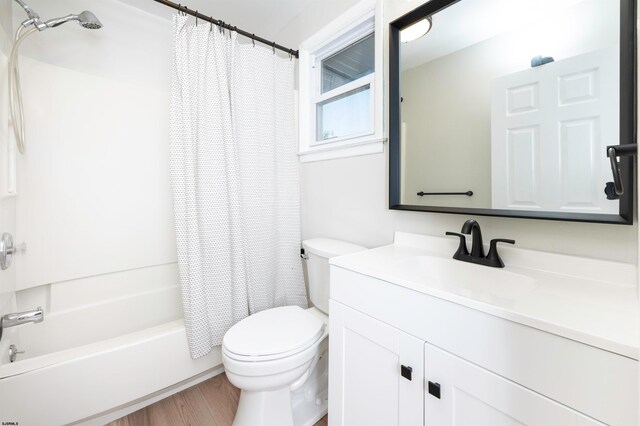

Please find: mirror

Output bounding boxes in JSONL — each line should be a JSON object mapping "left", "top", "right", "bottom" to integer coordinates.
{"left": 389, "top": 0, "right": 635, "bottom": 224}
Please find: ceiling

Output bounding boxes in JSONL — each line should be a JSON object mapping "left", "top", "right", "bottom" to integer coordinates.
{"left": 120, "top": 0, "right": 600, "bottom": 70}
{"left": 400, "top": 0, "right": 588, "bottom": 71}
{"left": 120, "top": 0, "right": 316, "bottom": 41}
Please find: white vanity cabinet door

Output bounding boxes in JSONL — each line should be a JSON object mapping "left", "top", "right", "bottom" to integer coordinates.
{"left": 424, "top": 343, "right": 604, "bottom": 426}
{"left": 328, "top": 300, "right": 424, "bottom": 426}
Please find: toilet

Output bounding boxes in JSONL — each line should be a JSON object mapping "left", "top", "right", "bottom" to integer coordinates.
{"left": 222, "top": 238, "right": 366, "bottom": 426}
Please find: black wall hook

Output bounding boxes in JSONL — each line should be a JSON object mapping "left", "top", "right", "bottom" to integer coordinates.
{"left": 606, "top": 143, "right": 637, "bottom": 196}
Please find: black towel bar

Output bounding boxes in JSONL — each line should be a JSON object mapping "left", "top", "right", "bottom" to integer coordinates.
{"left": 417, "top": 191, "right": 473, "bottom": 197}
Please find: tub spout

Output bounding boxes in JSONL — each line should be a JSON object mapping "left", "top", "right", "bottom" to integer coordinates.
{"left": 0, "top": 306, "right": 43, "bottom": 341}
{"left": 2, "top": 306, "right": 43, "bottom": 327}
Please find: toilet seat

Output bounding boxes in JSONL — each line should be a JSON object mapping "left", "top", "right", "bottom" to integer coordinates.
{"left": 223, "top": 306, "right": 324, "bottom": 362}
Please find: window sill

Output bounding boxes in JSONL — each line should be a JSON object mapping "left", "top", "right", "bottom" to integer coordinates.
{"left": 298, "top": 137, "right": 385, "bottom": 163}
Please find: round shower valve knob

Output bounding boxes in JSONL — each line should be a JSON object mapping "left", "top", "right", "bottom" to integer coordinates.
{"left": 0, "top": 233, "right": 26, "bottom": 270}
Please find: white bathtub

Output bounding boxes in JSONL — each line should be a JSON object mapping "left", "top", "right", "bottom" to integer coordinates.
{"left": 0, "top": 265, "right": 222, "bottom": 425}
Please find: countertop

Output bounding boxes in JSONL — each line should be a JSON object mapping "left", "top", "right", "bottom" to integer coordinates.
{"left": 330, "top": 232, "right": 639, "bottom": 359}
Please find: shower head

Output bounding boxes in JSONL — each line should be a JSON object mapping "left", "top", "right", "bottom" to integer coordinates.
{"left": 14, "top": 0, "right": 102, "bottom": 31}
{"left": 44, "top": 11, "right": 103, "bottom": 30}
{"left": 77, "top": 11, "right": 103, "bottom": 30}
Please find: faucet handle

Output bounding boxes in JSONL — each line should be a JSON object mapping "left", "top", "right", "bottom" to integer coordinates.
{"left": 486, "top": 238, "right": 515, "bottom": 268}
{"left": 445, "top": 232, "right": 469, "bottom": 260}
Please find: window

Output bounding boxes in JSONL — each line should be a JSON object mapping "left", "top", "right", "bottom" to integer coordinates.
{"left": 317, "top": 84, "right": 371, "bottom": 141}
{"left": 322, "top": 34, "right": 374, "bottom": 93}
{"left": 298, "top": 0, "right": 383, "bottom": 162}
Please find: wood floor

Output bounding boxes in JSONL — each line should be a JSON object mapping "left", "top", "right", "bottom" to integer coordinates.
{"left": 108, "top": 373, "right": 328, "bottom": 426}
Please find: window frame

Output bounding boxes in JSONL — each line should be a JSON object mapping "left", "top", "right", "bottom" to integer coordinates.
{"left": 298, "top": 0, "right": 384, "bottom": 162}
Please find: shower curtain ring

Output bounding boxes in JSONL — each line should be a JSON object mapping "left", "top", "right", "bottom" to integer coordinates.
{"left": 219, "top": 20, "right": 224, "bottom": 34}
{"left": 252, "top": 35, "right": 255, "bottom": 47}
{"left": 210, "top": 19, "right": 213, "bottom": 32}
{"left": 272, "top": 42, "right": 276, "bottom": 55}
{"left": 195, "top": 12, "right": 198, "bottom": 26}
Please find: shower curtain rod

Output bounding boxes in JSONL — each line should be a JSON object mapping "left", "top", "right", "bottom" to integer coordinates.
{"left": 152, "top": 0, "right": 299, "bottom": 58}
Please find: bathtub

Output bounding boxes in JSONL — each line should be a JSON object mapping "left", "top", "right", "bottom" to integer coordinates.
{"left": 0, "top": 265, "right": 222, "bottom": 425}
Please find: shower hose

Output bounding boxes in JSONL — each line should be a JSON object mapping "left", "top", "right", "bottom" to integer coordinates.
{"left": 8, "top": 25, "right": 37, "bottom": 155}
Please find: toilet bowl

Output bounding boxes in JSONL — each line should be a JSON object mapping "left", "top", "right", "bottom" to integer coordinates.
{"left": 222, "top": 238, "right": 366, "bottom": 426}
{"left": 223, "top": 306, "right": 328, "bottom": 426}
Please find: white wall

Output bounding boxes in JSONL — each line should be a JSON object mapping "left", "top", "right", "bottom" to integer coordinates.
{"left": 0, "top": 0, "right": 19, "bottom": 366}
{"left": 0, "top": 0, "right": 10, "bottom": 54}
{"left": 8, "top": 0, "right": 178, "bottom": 317}
{"left": 278, "top": 0, "right": 638, "bottom": 264}
{"left": 401, "top": 44, "right": 494, "bottom": 208}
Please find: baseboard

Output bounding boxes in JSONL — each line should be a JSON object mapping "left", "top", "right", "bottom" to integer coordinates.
{"left": 73, "top": 364, "right": 225, "bottom": 426}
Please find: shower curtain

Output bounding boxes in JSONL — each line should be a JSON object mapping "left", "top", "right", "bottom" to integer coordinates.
{"left": 170, "top": 15, "right": 307, "bottom": 359}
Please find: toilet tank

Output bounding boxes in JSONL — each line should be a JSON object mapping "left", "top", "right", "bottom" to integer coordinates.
{"left": 302, "top": 238, "right": 366, "bottom": 314}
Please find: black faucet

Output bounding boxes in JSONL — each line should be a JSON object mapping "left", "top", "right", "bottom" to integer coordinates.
{"left": 446, "top": 219, "right": 515, "bottom": 268}
{"left": 461, "top": 219, "right": 484, "bottom": 258}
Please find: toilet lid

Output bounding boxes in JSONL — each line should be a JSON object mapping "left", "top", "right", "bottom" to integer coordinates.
{"left": 223, "top": 306, "right": 324, "bottom": 359}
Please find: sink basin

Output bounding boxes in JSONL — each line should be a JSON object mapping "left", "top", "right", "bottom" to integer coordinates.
{"left": 393, "top": 256, "right": 536, "bottom": 299}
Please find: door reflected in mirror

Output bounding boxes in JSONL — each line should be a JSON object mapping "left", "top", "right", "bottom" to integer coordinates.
{"left": 390, "top": 0, "right": 635, "bottom": 223}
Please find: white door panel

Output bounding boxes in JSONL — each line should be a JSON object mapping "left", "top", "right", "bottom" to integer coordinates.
{"left": 328, "top": 300, "right": 423, "bottom": 426}
{"left": 492, "top": 47, "right": 618, "bottom": 213}
{"left": 424, "top": 343, "right": 604, "bottom": 426}
{"left": 506, "top": 126, "right": 541, "bottom": 208}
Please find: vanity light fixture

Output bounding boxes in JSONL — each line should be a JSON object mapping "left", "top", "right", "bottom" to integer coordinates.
{"left": 401, "top": 16, "right": 432, "bottom": 42}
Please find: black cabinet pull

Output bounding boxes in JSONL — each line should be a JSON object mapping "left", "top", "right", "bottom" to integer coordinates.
{"left": 401, "top": 365, "right": 412, "bottom": 381}
{"left": 428, "top": 381, "right": 441, "bottom": 399}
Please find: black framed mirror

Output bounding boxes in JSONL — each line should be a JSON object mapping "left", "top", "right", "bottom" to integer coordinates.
{"left": 389, "top": 0, "right": 636, "bottom": 224}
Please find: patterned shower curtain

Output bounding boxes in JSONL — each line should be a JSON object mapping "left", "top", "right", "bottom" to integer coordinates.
{"left": 169, "top": 15, "right": 307, "bottom": 359}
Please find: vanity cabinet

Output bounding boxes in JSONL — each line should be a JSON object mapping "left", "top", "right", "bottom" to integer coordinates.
{"left": 424, "top": 343, "right": 602, "bottom": 425}
{"left": 328, "top": 300, "right": 424, "bottom": 426}
{"left": 329, "top": 300, "right": 603, "bottom": 426}
{"left": 328, "top": 256, "right": 637, "bottom": 426}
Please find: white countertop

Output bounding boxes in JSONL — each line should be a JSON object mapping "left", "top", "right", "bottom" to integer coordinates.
{"left": 330, "top": 232, "right": 639, "bottom": 359}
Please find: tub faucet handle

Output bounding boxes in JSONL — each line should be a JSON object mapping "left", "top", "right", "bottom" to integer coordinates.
{"left": 9, "top": 344, "right": 25, "bottom": 363}
{"left": 0, "top": 233, "right": 26, "bottom": 270}
{"left": 8, "top": 241, "right": 26, "bottom": 255}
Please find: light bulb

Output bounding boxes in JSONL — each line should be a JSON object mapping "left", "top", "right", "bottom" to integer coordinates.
{"left": 401, "top": 17, "right": 432, "bottom": 43}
